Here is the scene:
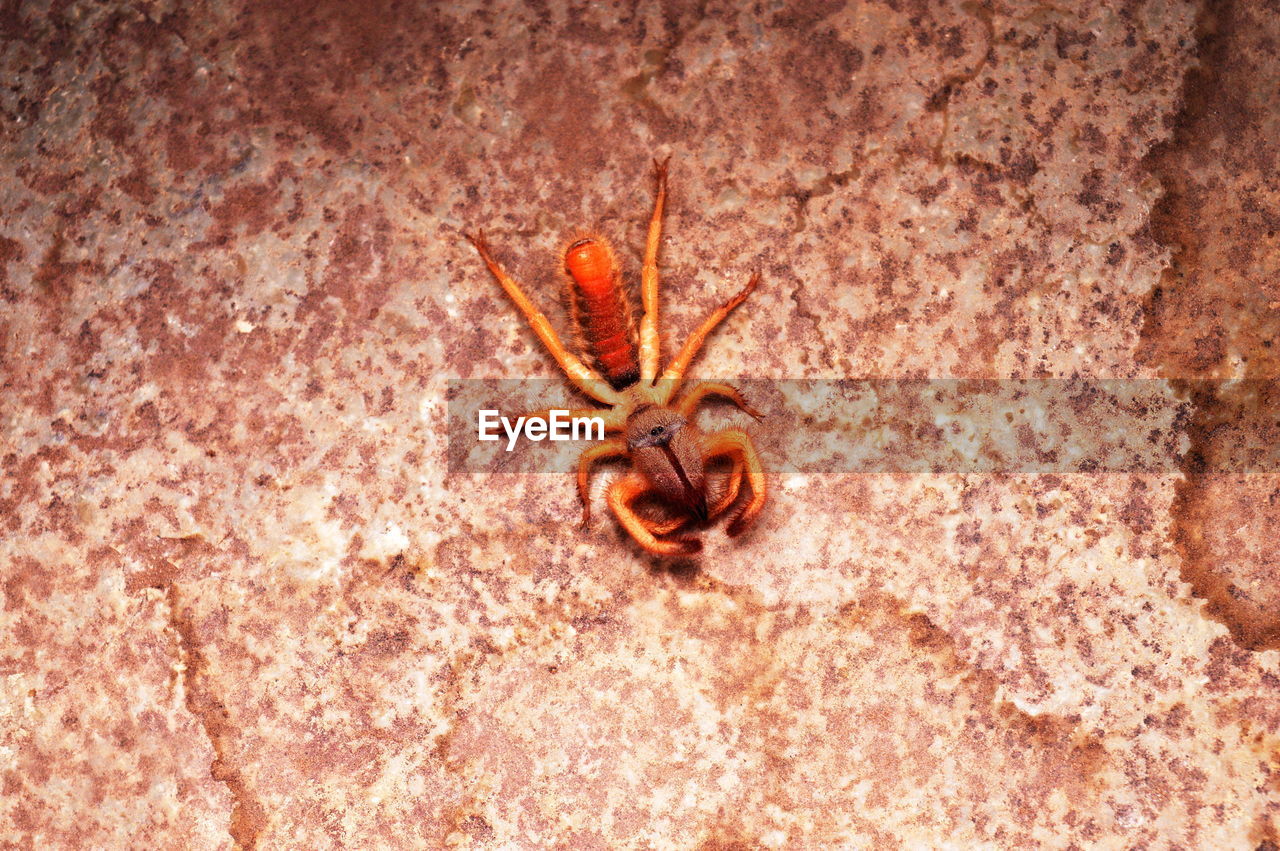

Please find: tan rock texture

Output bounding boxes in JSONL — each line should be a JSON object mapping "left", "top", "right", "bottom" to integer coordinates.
{"left": 2, "top": 0, "right": 1278, "bottom": 848}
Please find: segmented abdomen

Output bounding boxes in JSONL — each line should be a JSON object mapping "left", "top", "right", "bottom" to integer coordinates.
{"left": 565, "top": 237, "right": 639, "bottom": 389}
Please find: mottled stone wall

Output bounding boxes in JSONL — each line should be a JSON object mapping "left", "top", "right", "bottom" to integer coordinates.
{"left": 1, "top": 0, "right": 1277, "bottom": 848}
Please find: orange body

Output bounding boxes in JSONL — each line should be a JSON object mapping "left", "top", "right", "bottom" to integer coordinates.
{"left": 565, "top": 237, "right": 639, "bottom": 388}
{"left": 464, "top": 157, "right": 768, "bottom": 557}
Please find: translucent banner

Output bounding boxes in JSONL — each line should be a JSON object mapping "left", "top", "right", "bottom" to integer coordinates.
{"left": 446, "top": 379, "right": 1279, "bottom": 474}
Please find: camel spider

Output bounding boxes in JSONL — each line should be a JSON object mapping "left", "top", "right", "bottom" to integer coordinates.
{"left": 464, "top": 158, "right": 766, "bottom": 557}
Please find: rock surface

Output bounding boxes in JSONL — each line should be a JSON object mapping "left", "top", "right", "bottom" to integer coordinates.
{"left": 2, "top": 0, "right": 1277, "bottom": 847}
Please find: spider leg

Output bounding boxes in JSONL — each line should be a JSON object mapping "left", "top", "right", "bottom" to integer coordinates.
{"left": 607, "top": 472, "right": 701, "bottom": 556}
{"left": 673, "top": 381, "right": 764, "bottom": 421}
{"left": 576, "top": 437, "right": 628, "bottom": 525}
{"left": 641, "top": 513, "right": 690, "bottom": 536}
{"left": 707, "top": 456, "right": 744, "bottom": 519}
{"left": 639, "top": 156, "right": 670, "bottom": 382}
{"left": 629, "top": 487, "right": 692, "bottom": 535}
{"left": 702, "top": 429, "right": 767, "bottom": 537}
{"left": 465, "top": 231, "right": 622, "bottom": 406}
{"left": 657, "top": 272, "right": 760, "bottom": 398}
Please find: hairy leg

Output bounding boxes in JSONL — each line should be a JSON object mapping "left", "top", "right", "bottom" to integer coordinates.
{"left": 673, "top": 381, "right": 764, "bottom": 421}
{"left": 702, "top": 429, "right": 767, "bottom": 536}
{"left": 707, "top": 457, "right": 744, "bottom": 519}
{"left": 576, "top": 437, "right": 629, "bottom": 525}
{"left": 639, "top": 157, "right": 670, "bottom": 382}
{"left": 658, "top": 272, "right": 760, "bottom": 393}
{"left": 639, "top": 510, "right": 689, "bottom": 536}
{"left": 465, "top": 231, "right": 622, "bottom": 406}
{"left": 607, "top": 472, "right": 701, "bottom": 556}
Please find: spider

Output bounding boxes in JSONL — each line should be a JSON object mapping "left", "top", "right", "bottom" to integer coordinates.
{"left": 464, "top": 158, "right": 766, "bottom": 557}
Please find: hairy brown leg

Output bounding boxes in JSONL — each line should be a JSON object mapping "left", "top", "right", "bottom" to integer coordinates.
{"left": 465, "top": 231, "right": 622, "bottom": 406}
{"left": 656, "top": 272, "right": 760, "bottom": 399}
{"left": 639, "top": 157, "right": 670, "bottom": 382}
{"left": 702, "top": 429, "right": 767, "bottom": 536}
{"left": 640, "top": 512, "right": 689, "bottom": 536}
{"left": 674, "top": 381, "right": 764, "bottom": 421}
{"left": 707, "top": 457, "right": 744, "bottom": 519}
{"left": 576, "top": 437, "right": 629, "bottom": 525}
{"left": 607, "top": 472, "right": 701, "bottom": 556}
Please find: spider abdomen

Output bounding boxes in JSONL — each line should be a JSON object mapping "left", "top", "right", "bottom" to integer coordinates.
{"left": 565, "top": 237, "right": 639, "bottom": 389}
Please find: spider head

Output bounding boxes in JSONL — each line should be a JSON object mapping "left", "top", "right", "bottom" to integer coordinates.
{"left": 626, "top": 405, "right": 685, "bottom": 449}
{"left": 626, "top": 405, "right": 707, "bottom": 518}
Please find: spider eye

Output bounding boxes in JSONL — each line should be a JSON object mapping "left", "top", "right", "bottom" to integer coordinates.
{"left": 650, "top": 426, "right": 663, "bottom": 436}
